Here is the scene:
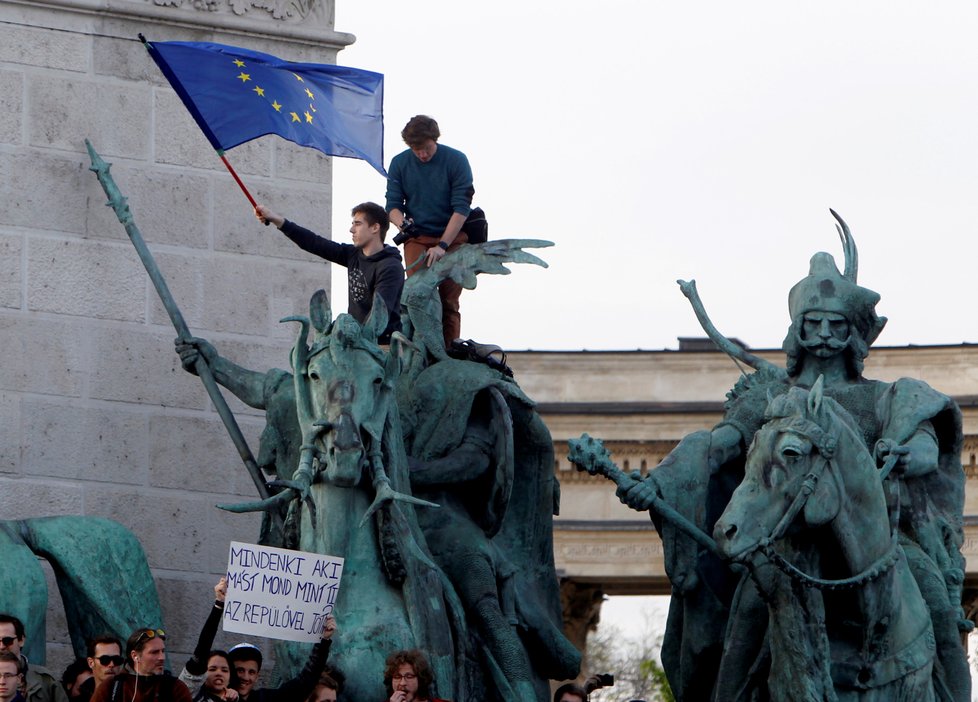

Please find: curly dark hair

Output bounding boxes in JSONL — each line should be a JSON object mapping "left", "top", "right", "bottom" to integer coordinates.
{"left": 383, "top": 649, "right": 433, "bottom": 698}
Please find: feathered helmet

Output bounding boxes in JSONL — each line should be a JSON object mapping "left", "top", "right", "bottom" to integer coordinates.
{"left": 786, "top": 210, "right": 887, "bottom": 348}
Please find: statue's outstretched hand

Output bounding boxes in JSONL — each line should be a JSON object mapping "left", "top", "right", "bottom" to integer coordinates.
{"left": 175, "top": 337, "right": 217, "bottom": 375}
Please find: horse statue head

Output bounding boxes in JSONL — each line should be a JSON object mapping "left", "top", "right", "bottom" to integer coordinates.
{"left": 293, "top": 290, "right": 394, "bottom": 489}
{"left": 714, "top": 377, "right": 889, "bottom": 564}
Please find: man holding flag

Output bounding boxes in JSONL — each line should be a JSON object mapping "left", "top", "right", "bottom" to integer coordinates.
{"left": 256, "top": 202, "right": 404, "bottom": 344}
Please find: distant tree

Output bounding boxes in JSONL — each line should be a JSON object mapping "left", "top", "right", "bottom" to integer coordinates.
{"left": 583, "top": 611, "right": 674, "bottom": 702}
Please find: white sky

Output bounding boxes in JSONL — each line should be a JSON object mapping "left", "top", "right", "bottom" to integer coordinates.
{"left": 327, "top": 1, "right": 978, "bottom": 351}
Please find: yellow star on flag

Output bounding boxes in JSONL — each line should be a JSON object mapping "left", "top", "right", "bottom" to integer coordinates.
{"left": 237, "top": 72, "right": 251, "bottom": 82}
{"left": 305, "top": 111, "right": 313, "bottom": 123}
{"left": 272, "top": 100, "right": 282, "bottom": 112}
{"left": 292, "top": 73, "right": 304, "bottom": 82}
{"left": 233, "top": 59, "right": 245, "bottom": 67}
{"left": 253, "top": 86, "right": 265, "bottom": 97}
{"left": 290, "top": 112, "right": 301, "bottom": 122}
{"left": 305, "top": 88, "right": 314, "bottom": 100}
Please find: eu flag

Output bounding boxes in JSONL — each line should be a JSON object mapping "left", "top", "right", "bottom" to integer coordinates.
{"left": 145, "top": 40, "right": 386, "bottom": 176}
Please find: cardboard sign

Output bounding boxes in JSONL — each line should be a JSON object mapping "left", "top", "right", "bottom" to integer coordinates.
{"left": 224, "top": 541, "right": 344, "bottom": 643}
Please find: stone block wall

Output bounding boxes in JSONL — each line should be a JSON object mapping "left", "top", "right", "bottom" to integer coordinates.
{"left": 0, "top": 0, "right": 353, "bottom": 672}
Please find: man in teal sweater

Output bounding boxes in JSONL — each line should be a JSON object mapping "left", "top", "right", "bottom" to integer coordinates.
{"left": 385, "top": 115, "right": 474, "bottom": 349}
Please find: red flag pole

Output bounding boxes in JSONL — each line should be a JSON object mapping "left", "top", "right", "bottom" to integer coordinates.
{"left": 218, "top": 151, "right": 257, "bottom": 208}
{"left": 217, "top": 150, "right": 269, "bottom": 225}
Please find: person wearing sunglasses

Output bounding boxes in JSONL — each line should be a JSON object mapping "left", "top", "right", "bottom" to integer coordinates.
{"left": 89, "top": 628, "right": 191, "bottom": 702}
{"left": 0, "top": 615, "right": 67, "bottom": 702}
{"left": 72, "top": 636, "right": 123, "bottom": 702}
{"left": 0, "top": 651, "right": 26, "bottom": 702}
{"left": 381, "top": 650, "right": 448, "bottom": 702}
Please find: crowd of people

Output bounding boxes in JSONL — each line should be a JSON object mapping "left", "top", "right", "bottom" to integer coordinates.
{"left": 0, "top": 600, "right": 625, "bottom": 702}
{"left": 2, "top": 579, "right": 468, "bottom": 702}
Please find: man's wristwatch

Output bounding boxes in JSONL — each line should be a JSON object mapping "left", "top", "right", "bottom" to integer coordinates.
{"left": 437, "top": 241, "right": 449, "bottom": 251}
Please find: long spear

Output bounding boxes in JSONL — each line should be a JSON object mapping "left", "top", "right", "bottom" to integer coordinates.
{"left": 85, "top": 140, "right": 283, "bottom": 533}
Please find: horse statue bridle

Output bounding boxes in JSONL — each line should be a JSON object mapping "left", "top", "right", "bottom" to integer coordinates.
{"left": 741, "top": 415, "right": 903, "bottom": 592}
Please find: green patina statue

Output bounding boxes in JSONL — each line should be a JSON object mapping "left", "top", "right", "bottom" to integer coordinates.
{"left": 571, "top": 212, "right": 969, "bottom": 701}
{"left": 185, "top": 244, "right": 581, "bottom": 701}
{"left": 175, "top": 255, "right": 580, "bottom": 700}
{"left": 0, "top": 517, "right": 163, "bottom": 666}
{"left": 87, "top": 140, "right": 578, "bottom": 700}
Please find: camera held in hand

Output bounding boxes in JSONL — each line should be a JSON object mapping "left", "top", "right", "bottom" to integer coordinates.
{"left": 392, "top": 218, "right": 421, "bottom": 245}
{"left": 583, "top": 673, "right": 614, "bottom": 694}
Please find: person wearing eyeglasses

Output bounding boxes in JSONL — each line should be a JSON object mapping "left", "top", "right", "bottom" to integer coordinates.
{"left": 0, "top": 652, "right": 26, "bottom": 702}
{"left": 89, "top": 628, "right": 191, "bottom": 702}
{"left": 72, "top": 635, "right": 123, "bottom": 702}
{"left": 0, "top": 615, "right": 67, "bottom": 702}
{"left": 381, "top": 650, "right": 448, "bottom": 702}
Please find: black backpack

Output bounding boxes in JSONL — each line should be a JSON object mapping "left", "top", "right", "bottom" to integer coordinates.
{"left": 462, "top": 207, "right": 488, "bottom": 243}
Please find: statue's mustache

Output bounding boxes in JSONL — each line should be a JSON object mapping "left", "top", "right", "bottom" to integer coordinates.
{"left": 799, "top": 335, "right": 849, "bottom": 352}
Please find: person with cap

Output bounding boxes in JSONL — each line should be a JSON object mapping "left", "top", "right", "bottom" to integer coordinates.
{"left": 180, "top": 577, "right": 335, "bottom": 702}
{"left": 615, "top": 216, "right": 970, "bottom": 700}
{"left": 89, "top": 627, "right": 192, "bottom": 702}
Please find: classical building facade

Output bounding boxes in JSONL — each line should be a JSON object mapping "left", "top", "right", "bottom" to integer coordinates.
{"left": 505, "top": 344, "right": 978, "bottom": 649}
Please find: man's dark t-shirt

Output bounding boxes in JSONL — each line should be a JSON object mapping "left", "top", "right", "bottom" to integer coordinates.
{"left": 280, "top": 221, "right": 404, "bottom": 343}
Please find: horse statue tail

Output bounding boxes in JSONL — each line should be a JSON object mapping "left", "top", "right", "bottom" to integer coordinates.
{"left": 19, "top": 516, "right": 164, "bottom": 660}
{"left": 0, "top": 522, "right": 48, "bottom": 665}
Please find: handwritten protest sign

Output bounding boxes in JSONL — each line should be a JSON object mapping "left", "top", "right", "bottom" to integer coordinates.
{"left": 224, "top": 541, "right": 344, "bottom": 643}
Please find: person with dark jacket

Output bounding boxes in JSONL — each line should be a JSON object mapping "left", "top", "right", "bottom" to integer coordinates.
{"left": 89, "top": 628, "right": 191, "bottom": 702}
{"left": 256, "top": 202, "right": 404, "bottom": 344}
{"left": 183, "top": 578, "right": 335, "bottom": 702}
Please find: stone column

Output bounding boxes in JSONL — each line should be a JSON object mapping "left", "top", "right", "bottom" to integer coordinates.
{"left": 0, "top": 0, "right": 355, "bottom": 670}
{"left": 559, "top": 578, "right": 604, "bottom": 667}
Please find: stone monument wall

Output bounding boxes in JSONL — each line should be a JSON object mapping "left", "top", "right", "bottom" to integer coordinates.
{"left": 0, "top": 0, "right": 352, "bottom": 670}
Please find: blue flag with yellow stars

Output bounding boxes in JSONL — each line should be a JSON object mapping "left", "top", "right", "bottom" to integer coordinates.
{"left": 145, "top": 39, "right": 386, "bottom": 176}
